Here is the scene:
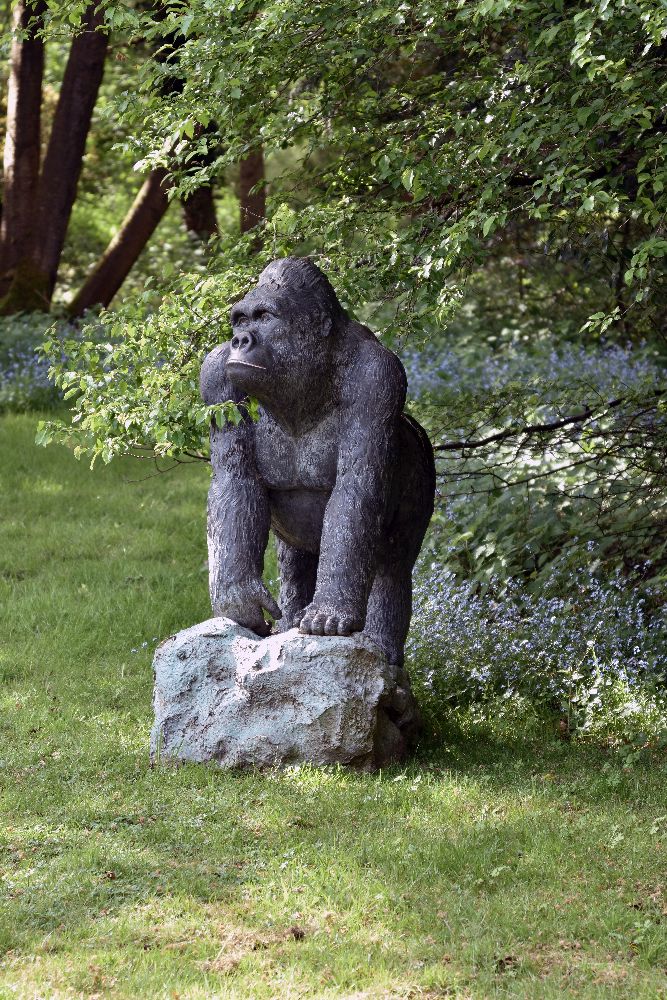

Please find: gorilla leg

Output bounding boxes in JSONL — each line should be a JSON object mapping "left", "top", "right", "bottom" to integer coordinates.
{"left": 364, "top": 416, "right": 434, "bottom": 663}
{"left": 364, "top": 564, "right": 422, "bottom": 750}
{"left": 276, "top": 539, "right": 318, "bottom": 631}
{"left": 364, "top": 566, "right": 412, "bottom": 667}
{"left": 363, "top": 428, "right": 433, "bottom": 665}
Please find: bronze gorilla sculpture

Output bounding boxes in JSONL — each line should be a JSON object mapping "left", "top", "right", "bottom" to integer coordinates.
{"left": 200, "top": 257, "right": 435, "bottom": 666}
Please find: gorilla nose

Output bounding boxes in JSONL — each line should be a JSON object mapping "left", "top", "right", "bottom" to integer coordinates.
{"left": 231, "top": 331, "right": 255, "bottom": 351}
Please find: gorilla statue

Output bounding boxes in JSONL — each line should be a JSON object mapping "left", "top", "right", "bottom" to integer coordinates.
{"left": 200, "top": 257, "right": 435, "bottom": 667}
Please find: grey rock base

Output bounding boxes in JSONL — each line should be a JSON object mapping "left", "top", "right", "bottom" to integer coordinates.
{"left": 150, "top": 618, "right": 420, "bottom": 771}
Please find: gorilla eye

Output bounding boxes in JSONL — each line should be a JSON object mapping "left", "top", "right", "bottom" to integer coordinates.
{"left": 256, "top": 311, "right": 273, "bottom": 322}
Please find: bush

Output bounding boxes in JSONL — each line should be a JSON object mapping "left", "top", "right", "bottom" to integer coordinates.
{"left": 408, "top": 559, "right": 667, "bottom": 740}
{"left": 405, "top": 335, "right": 667, "bottom": 592}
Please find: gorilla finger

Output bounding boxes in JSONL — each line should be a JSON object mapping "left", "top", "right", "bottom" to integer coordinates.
{"left": 310, "top": 612, "right": 328, "bottom": 635}
{"left": 261, "top": 591, "right": 282, "bottom": 620}
{"left": 324, "top": 615, "right": 339, "bottom": 635}
{"left": 247, "top": 614, "right": 271, "bottom": 637}
{"left": 299, "top": 615, "right": 314, "bottom": 634}
{"left": 336, "top": 615, "right": 354, "bottom": 636}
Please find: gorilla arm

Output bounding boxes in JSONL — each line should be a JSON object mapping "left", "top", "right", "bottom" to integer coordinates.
{"left": 201, "top": 345, "right": 280, "bottom": 637}
{"left": 299, "top": 345, "right": 406, "bottom": 637}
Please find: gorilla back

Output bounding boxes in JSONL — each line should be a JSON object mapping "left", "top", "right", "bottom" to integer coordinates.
{"left": 200, "top": 257, "right": 435, "bottom": 667}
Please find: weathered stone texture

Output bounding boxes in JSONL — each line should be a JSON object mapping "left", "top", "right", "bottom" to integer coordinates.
{"left": 151, "top": 618, "right": 419, "bottom": 771}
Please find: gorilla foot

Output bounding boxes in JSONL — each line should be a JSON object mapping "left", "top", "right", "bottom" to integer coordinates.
{"left": 298, "top": 604, "right": 362, "bottom": 637}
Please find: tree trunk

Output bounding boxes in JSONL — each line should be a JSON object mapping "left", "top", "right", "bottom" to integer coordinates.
{"left": 239, "top": 148, "right": 265, "bottom": 237}
{"left": 181, "top": 185, "right": 218, "bottom": 241}
{"left": 68, "top": 168, "right": 171, "bottom": 316}
{"left": 35, "top": 3, "right": 108, "bottom": 301}
{"left": 0, "top": 0, "right": 47, "bottom": 290}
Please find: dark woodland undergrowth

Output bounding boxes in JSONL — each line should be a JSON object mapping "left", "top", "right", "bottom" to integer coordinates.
{"left": 1, "top": 413, "right": 667, "bottom": 998}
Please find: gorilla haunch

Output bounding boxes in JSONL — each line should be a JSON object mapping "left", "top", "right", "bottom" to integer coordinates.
{"left": 200, "top": 257, "right": 435, "bottom": 667}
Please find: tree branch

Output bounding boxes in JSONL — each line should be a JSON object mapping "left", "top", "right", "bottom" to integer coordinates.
{"left": 434, "top": 392, "right": 663, "bottom": 453}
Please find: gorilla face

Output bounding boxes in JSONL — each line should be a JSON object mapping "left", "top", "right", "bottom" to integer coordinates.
{"left": 227, "top": 289, "right": 280, "bottom": 393}
{"left": 227, "top": 287, "right": 336, "bottom": 410}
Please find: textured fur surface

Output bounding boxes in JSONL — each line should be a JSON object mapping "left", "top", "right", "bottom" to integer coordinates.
{"left": 200, "top": 257, "right": 435, "bottom": 667}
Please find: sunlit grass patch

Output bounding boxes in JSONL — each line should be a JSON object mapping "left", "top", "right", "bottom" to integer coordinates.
{"left": 1, "top": 413, "right": 667, "bottom": 998}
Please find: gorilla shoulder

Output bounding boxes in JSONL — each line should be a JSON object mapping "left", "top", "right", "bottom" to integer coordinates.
{"left": 342, "top": 322, "right": 407, "bottom": 414}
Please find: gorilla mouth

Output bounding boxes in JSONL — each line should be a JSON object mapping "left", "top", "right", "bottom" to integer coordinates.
{"left": 227, "top": 360, "right": 267, "bottom": 370}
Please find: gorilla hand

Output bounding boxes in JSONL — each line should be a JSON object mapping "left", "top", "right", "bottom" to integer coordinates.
{"left": 298, "top": 600, "right": 363, "bottom": 637}
{"left": 213, "top": 579, "right": 281, "bottom": 638}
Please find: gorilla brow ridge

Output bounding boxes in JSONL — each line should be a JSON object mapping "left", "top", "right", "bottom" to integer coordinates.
{"left": 231, "top": 296, "right": 280, "bottom": 324}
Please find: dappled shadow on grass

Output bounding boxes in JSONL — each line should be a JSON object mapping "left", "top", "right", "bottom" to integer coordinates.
{"left": 414, "top": 710, "right": 667, "bottom": 806}
{"left": 2, "top": 733, "right": 667, "bottom": 996}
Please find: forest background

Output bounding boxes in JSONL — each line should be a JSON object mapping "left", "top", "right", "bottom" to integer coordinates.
{"left": 2, "top": 2, "right": 667, "bottom": 996}
{"left": 2, "top": 0, "right": 667, "bottom": 748}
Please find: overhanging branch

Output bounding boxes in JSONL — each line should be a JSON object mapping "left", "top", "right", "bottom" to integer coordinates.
{"left": 434, "top": 391, "right": 663, "bottom": 454}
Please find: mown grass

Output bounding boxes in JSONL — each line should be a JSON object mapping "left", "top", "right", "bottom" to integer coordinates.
{"left": 1, "top": 412, "right": 667, "bottom": 999}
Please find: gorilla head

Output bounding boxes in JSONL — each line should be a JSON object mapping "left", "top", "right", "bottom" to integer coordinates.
{"left": 226, "top": 257, "right": 348, "bottom": 406}
{"left": 255, "top": 257, "right": 347, "bottom": 335}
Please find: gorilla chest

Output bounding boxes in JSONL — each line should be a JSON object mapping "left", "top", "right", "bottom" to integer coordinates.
{"left": 254, "top": 412, "right": 339, "bottom": 492}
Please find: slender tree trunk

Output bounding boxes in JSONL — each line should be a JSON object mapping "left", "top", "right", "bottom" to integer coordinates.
{"left": 68, "top": 168, "right": 171, "bottom": 316}
{"left": 179, "top": 122, "right": 222, "bottom": 241}
{"left": 181, "top": 185, "right": 218, "bottom": 241}
{"left": 0, "top": 0, "right": 47, "bottom": 288}
{"left": 35, "top": 3, "right": 108, "bottom": 301}
{"left": 614, "top": 220, "right": 631, "bottom": 337}
{"left": 239, "top": 147, "right": 265, "bottom": 237}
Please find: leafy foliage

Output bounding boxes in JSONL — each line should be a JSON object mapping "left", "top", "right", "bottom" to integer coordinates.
{"left": 116, "top": 0, "right": 667, "bottom": 331}
{"left": 37, "top": 264, "right": 257, "bottom": 463}
{"left": 38, "top": 0, "right": 667, "bottom": 465}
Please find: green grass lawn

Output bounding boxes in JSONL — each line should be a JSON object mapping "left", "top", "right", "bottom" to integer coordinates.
{"left": 1, "top": 412, "right": 667, "bottom": 999}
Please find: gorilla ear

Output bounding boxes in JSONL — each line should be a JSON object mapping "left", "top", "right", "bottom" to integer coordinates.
{"left": 311, "top": 307, "right": 333, "bottom": 338}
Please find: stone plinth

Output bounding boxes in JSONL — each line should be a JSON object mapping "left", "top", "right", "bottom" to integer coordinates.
{"left": 150, "top": 618, "right": 420, "bottom": 771}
